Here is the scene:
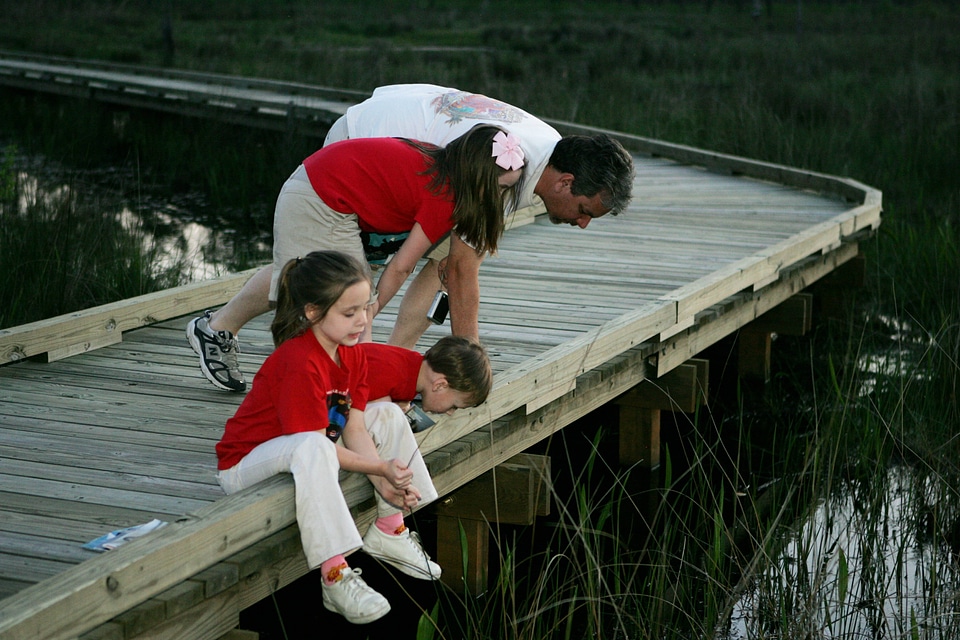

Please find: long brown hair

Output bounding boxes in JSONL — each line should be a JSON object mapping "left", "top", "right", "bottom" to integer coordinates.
{"left": 405, "top": 124, "right": 521, "bottom": 255}
{"left": 270, "top": 250, "right": 371, "bottom": 347}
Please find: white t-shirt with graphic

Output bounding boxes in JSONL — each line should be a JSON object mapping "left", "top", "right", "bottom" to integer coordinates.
{"left": 328, "top": 84, "right": 561, "bottom": 213}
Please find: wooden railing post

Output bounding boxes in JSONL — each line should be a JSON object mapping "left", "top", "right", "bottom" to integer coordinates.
{"left": 434, "top": 454, "right": 551, "bottom": 594}
{"left": 616, "top": 359, "right": 709, "bottom": 470}
{"left": 738, "top": 293, "right": 814, "bottom": 382}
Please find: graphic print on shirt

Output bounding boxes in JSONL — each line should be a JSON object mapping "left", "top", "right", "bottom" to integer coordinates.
{"left": 326, "top": 391, "right": 351, "bottom": 443}
{"left": 431, "top": 91, "right": 526, "bottom": 126}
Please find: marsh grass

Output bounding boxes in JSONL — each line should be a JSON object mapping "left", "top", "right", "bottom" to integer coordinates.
{"left": 0, "top": 147, "right": 190, "bottom": 327}
{"left": 1, "top": 1, "right": 958, "bottom": 636}
{"left": 415, "top": 322, "right": 959, "bottom": 638}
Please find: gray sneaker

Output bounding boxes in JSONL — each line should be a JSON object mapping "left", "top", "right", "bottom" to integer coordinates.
{"left": 321, "top": 567, "right": 391, "bottom": 625}
{"left": 186, "top": 311, "right": 246, "bottom": 392}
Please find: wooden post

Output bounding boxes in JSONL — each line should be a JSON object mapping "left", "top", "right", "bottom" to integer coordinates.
{"left": 811, "top": 254, "right": 866, "bottom": 320}
{"left": 738, "top": 293, "right": 814, "bottom": 382}
{"left": 434, "top": 454, "right": 551, "bottom": 594}
{"left": 616, "top": 359, "right": 708, "bottom": 469}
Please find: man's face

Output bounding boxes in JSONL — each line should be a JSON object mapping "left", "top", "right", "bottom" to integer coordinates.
{"left": 539, "top": 176, "right": 609, "bottom": 229}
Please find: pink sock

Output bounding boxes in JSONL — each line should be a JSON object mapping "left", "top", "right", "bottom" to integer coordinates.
{"left": 321, "top": 555, "right": 348, "bottom": 585}
{"left": 375, "top": 513, "right": 405, "bottom": 535}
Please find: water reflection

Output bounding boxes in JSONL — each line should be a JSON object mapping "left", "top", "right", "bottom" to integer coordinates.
{"left": 858, "top": 314, "right": 936, "bottom": 396}
{"left": 14, "top": 155, "right": 272, "bottom": 283}
{"left": 726, "top": 465, "right": 960, "bottom": 637}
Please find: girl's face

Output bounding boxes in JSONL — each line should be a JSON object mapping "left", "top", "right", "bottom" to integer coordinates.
{"left": 307, "top": 281, "right": 372, "bottom": 357}
{"left": 498, "top": 168, "right": 522, "bottom": 191}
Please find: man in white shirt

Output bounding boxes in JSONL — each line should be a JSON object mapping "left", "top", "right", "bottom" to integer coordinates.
{"left": 326, "top": 84, "right": 635, "bottom": 349}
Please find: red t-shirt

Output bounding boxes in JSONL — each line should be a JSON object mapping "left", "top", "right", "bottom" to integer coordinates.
{"left": 303, "top": 138, "right": 455, "bottom": 245}
{"left": 216, "top": 332, "right": 370, "bottom": 470}
{"left": 359, "top": 342, "right": 422, "bottom": 403}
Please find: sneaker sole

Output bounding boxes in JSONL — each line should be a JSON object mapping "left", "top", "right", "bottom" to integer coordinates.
{"left": 363, "top": 549, "right": 441, "bottom": 580}
{"left": 322, "top": 599, "right": 391, "bottom": 625}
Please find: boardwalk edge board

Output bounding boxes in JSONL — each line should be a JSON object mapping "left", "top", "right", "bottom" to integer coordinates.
{"left": 0, "top": 269, "right": 259, "bottom": 364}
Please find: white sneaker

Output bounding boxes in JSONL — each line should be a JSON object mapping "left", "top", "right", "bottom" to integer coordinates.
{"left": 321, "top": 567, "right": 390, "bottom": 625}
{"left": 362, "top": 525, "right": 442, "bottom": 580}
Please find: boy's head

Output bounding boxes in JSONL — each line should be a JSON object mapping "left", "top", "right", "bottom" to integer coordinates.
{"left": 419, "top": 336, "right": 492, "bottom": 414}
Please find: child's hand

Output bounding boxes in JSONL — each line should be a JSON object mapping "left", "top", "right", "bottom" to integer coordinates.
{"left": 377, "top": 480, "right": 421, "bottom": 510}
{"left": 383, "top": 458, "right": 414, "bottom": 490}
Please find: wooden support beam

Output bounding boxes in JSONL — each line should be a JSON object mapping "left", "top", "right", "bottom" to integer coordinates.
{"left": 738, "top": 327, "right": 772, "bottom": 382}
{"left": 747, "top": 293, "right": 813, "bottom": 336}
{"left": 436, "top": 517, "right": 488, "bottom": 596}
{"left": 616, "top": 360, "right": 708, "bottom": 469}
{"left": 738, "top": 293, "right": 814, "bottom": 382}
{"left": 811, "top": 253, "right": 866, "bottom": 320}
{"left": 434, "top": 454, "right": 551, "bottom": 594}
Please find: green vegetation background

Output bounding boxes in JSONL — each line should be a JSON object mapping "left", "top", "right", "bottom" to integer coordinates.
{"left": 0, "top": 2, "right": 957, "bottom": 636}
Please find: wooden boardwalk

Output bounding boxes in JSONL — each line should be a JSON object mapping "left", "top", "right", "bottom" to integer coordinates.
{"left": 0, "top": 54, "right": 881, "bottom": 639}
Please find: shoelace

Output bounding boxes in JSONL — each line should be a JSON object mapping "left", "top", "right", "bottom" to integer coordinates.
{"left": 401, "top": 531, "right": 433, "bottom": 567}
{"left": 341, "top": 568, "right": 375, "bottom": 596}
{"left": 215, "top": 332, "right": 240, "bottom": 353}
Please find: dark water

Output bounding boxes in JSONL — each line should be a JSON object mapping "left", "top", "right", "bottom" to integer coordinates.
{"left": 11, "top": 152, "right": 273, "bottom": 282}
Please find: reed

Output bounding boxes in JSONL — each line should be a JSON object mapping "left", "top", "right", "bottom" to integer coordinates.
{"left": 1, "top": 1, "right": 957, "bottom": 636}
{"left": 0, "top": 147, "right": 189, "bottom": 327}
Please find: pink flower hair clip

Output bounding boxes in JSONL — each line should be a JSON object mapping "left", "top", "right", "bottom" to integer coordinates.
{"left": 492, "top": 131, "right": 525, "bottom": 171}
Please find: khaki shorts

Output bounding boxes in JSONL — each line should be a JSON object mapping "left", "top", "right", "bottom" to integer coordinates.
{"left": 423, "top": 233, "right": 452, "bottom": 262}
{"left": 269, "top": 165, "right": 370, "bottom": 301}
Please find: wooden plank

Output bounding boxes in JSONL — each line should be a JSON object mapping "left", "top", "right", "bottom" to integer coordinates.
{"left": 656, "top": 242, "right": 860, "bottom": 375}
{"left": 0, "top": 466, "right": 383, "bottom": 640}
{"left": 551, "top": 119, "right": 882, "bottom": 206}
{"left": 435, "top": 454, "right": 551, "bottom": 526}
{"left": 424, "top": 300, "right": 674, "bottom": 450}
{"left": 0, "top": 269, "right": 257, "bottom": 364}
{"left": 0, "top": 474, "right": 293, "bottom": 639}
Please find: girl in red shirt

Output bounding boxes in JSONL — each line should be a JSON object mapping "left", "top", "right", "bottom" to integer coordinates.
{"left": 216, "top": 251, "right": 441, "bottom": 625}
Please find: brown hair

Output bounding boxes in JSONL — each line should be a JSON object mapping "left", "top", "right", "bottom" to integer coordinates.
{"left": 549, "top": 134, "right": 635, "bottom": 215}
{"left": 270, "top": 250, "right": 371, "bottom": 347}
{"left": 423, "top": 335, "right": 493, "bottom": 406}
{"left": 404, "top": 124, "right": 520, "bottom": 255}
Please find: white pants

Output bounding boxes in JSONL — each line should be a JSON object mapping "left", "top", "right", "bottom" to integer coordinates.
{"left": 217, "top": 402, "right": 438, "bottom": 569}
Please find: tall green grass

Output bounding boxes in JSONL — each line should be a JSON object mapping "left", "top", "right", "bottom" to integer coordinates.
{"left": 0, "top": 145, "right": 189, "bottom": 327}
{"left": 0, "top": 1, "right": 957, "bottom": 636}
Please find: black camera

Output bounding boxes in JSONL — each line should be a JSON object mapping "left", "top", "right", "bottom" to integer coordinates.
{"left": 427, "top": 290, "right": 449, "bottom": 325}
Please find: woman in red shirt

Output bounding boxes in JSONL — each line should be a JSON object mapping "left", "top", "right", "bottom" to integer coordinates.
{"left": 188, "top": 124, "right": 524, "bottom": 393}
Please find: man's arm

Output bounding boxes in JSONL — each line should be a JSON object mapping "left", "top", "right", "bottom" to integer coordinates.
{"left": 445, "top": 233, "right": 485, "bottom": 342}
